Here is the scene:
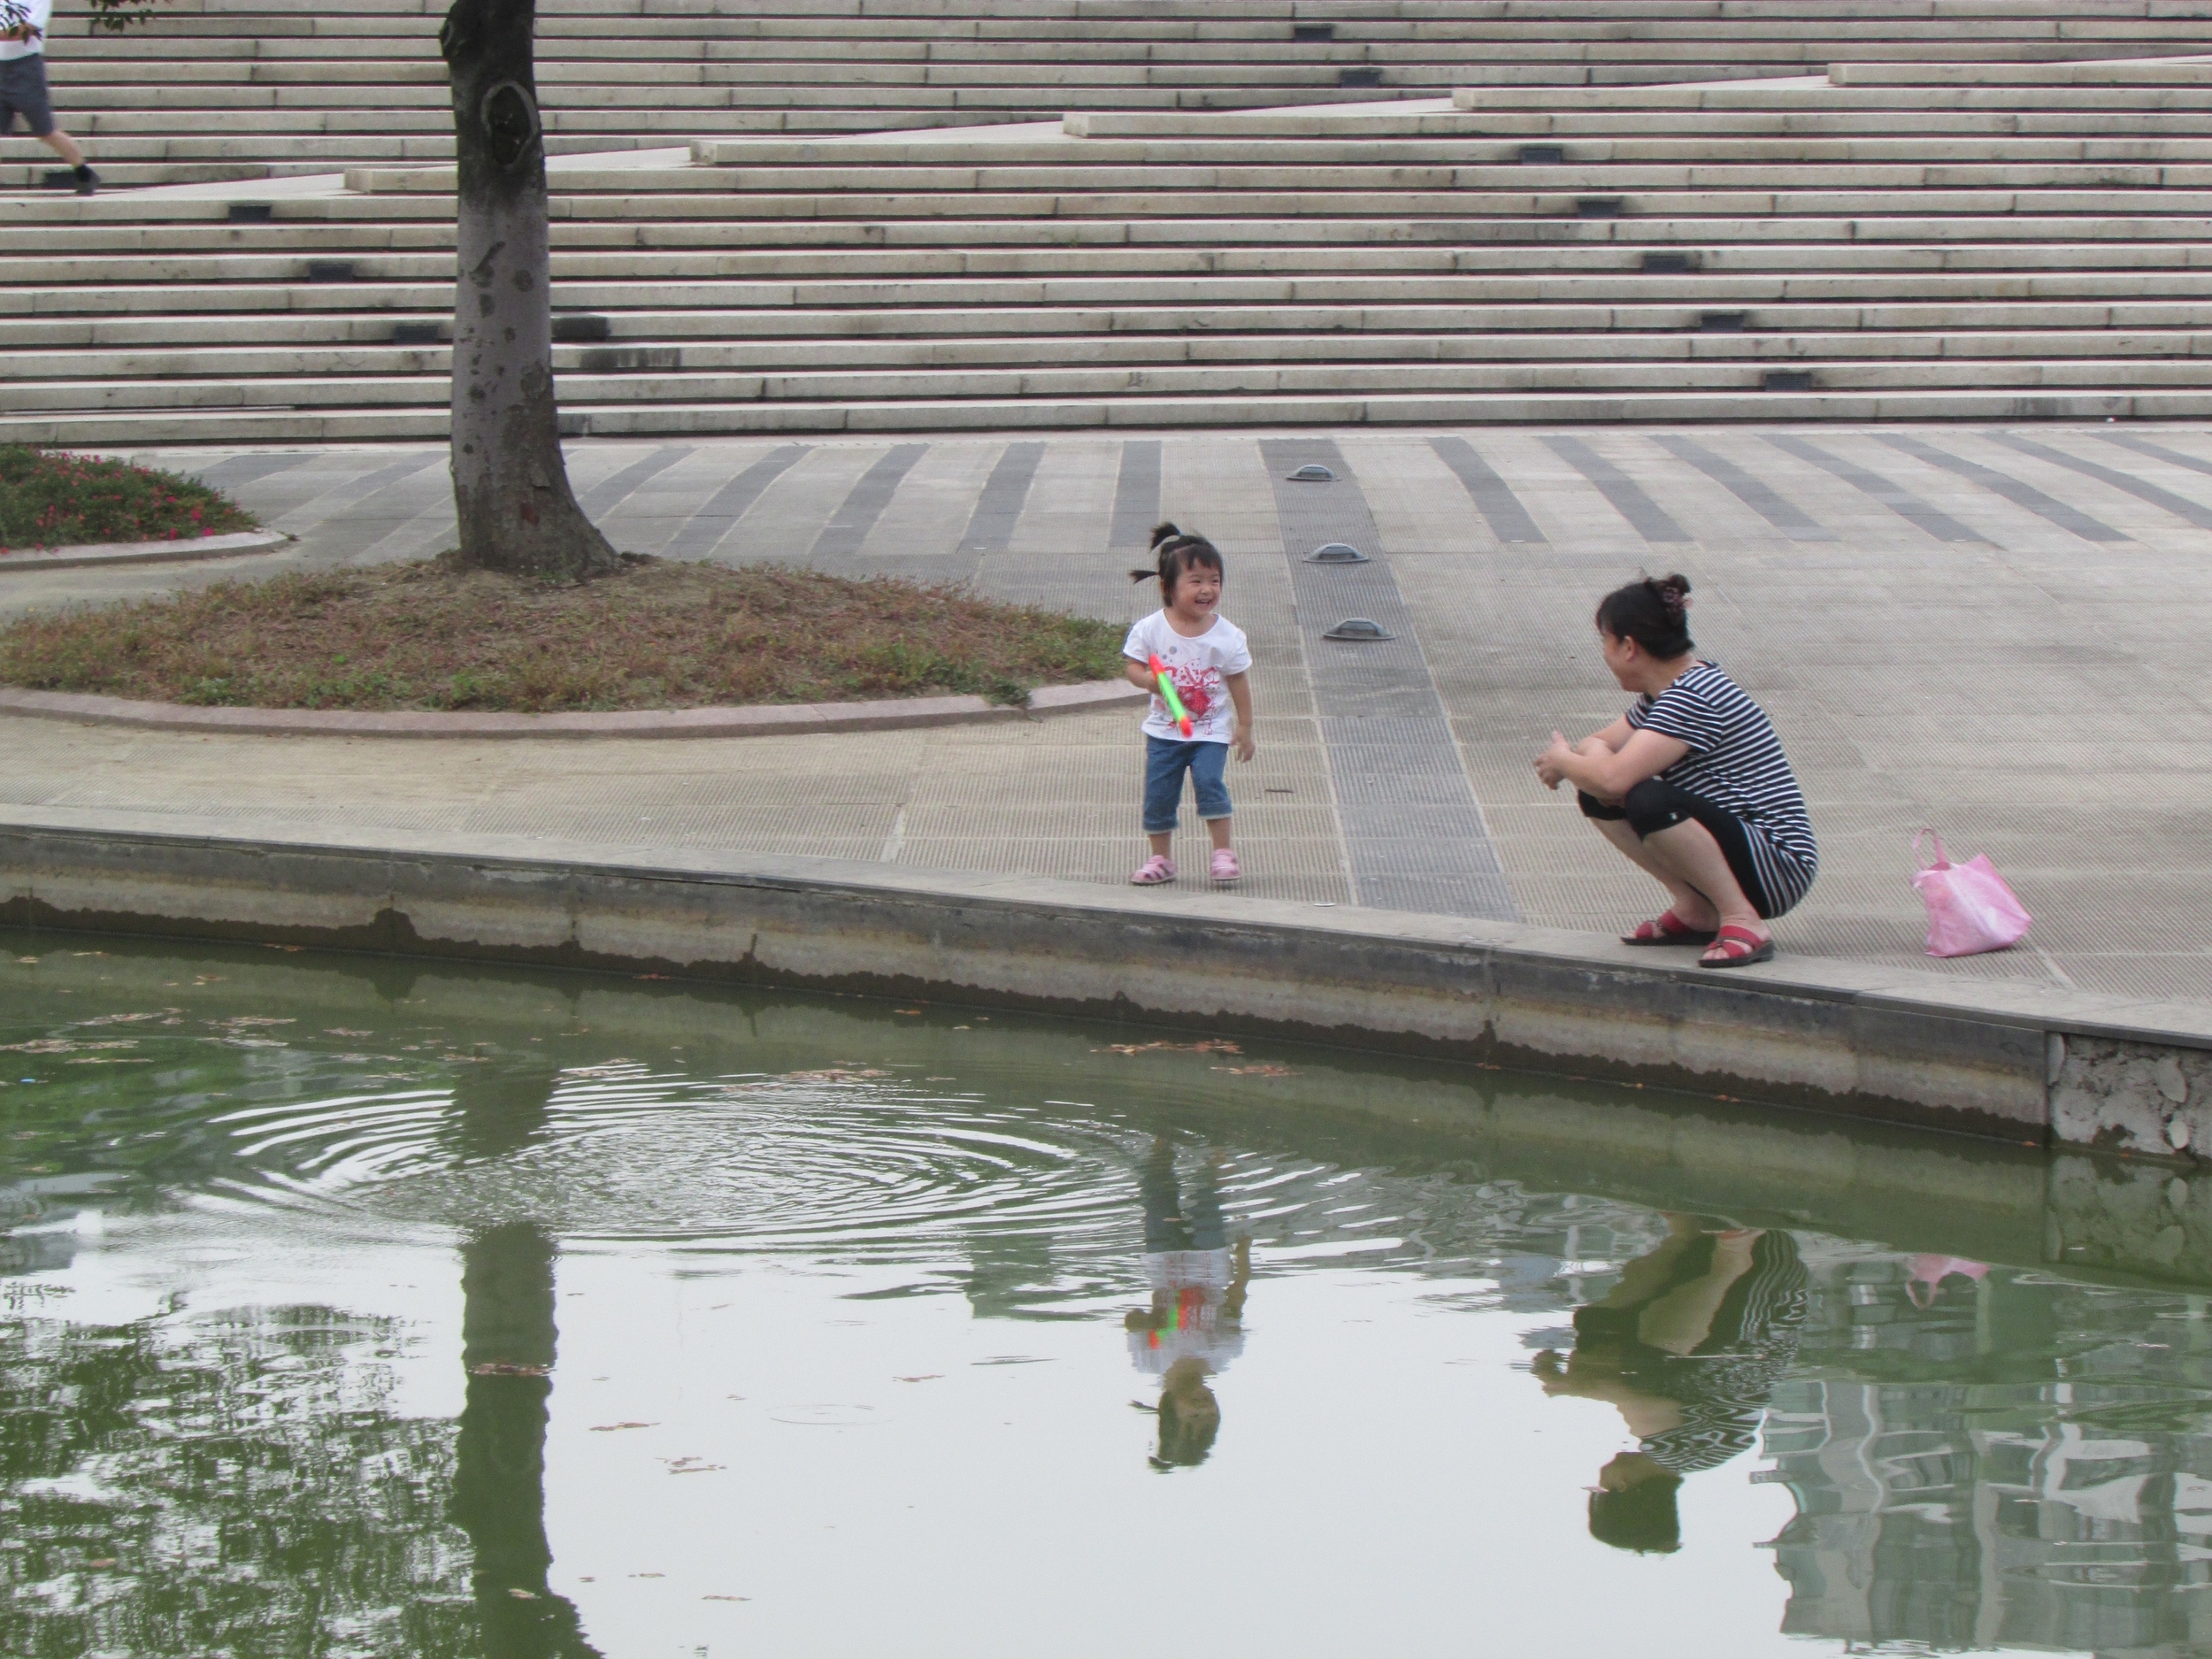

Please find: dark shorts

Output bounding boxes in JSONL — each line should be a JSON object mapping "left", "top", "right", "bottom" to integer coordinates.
{"left": 1579, "top": 780, "right": 1784, "bottom": 920}
{"left": 1, "top": 54, "right": 56, "bottom": 139}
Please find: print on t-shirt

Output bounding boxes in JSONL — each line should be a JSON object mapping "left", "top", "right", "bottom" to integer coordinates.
{"left": 1122, "top": 610, "right": 1253, "bottom": 746}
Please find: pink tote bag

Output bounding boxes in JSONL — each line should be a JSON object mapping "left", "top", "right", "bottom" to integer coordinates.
{"left": 1911, "top": 830, "right": 2032, "bottom": 958}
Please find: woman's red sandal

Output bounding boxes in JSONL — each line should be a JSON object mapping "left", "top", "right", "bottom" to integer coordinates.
{"left": 1621, "top": 910, "right": 1718, "bottom": 947}
{"left": 1698, "top": 925, "right": 1775, "bottom": 969}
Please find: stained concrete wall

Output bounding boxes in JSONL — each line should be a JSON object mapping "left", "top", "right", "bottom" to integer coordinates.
{"left": 4, "top": 809, "right": 2209, "bottom": 1160}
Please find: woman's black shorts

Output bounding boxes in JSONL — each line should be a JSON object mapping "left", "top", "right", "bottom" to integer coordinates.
{"left": 1578, "top": 780, "right": 1783, "bottom": 920}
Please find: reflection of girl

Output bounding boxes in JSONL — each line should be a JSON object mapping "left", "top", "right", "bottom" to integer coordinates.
{"left": 1535, "top": 1214, "right": 1806, "bottom": 1553}
{"left": 1125, "top": 1140, "right": 1249, "bottom": 1468}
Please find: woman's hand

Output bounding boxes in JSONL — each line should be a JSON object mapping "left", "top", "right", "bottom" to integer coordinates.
{"left": 1534, "top": 732, "right": 1576, "bottom": 791}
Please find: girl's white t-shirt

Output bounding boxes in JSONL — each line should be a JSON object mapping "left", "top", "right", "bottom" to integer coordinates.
{"left": 1123, "top": 611, "right": 1251, "bottom": 745}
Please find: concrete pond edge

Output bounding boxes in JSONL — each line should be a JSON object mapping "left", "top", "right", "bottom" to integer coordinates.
{"left": 2, "top": 806, "right": 2207, "bottom": 1160}
{"left": 0, "top": 677, "right": 1145, "bottom": 739}
{"left": 0, "top": 527, "right": 290, "bottom": 572}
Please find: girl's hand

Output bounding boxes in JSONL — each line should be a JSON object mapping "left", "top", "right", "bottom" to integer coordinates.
{"left": 1233, "top": 724, "right": 1256, "bottom": 764}
{"left": 1533, "top": 731, "right": 1574, "bottom": 790}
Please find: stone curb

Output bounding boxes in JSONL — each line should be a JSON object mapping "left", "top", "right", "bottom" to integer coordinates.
{"left": 1, "top": 807, "right": 2207, "bottom": 1159}
{"left": 0, "top": 528, "right": 289, "bottom": 572}
{"left": 0, "top": 677, "right": 1146, "bottom": 740}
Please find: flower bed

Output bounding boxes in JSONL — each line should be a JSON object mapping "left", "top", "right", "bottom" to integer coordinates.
{"left": 0, "top": 447, "right": 258, "bottom": 554}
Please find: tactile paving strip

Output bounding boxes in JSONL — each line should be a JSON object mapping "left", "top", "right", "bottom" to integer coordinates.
{"left": 1427, "top": 435, "right": 1548, "bottom": 545}
{"left": 1109, "top": 440, "right": 1164, "bottom": 553}
{"left": 664, "top": 443, "right": 810, "bottom": 561}
{"left": 808, "top": 443, "right": 930, "bottom": 567}
{"left": 1985, "top": 430, "right": 2212, "bottom": 532}
{"left": 1540, "top": 434, "right": 1691, "bottom": 545}
{"left": 958, "top": 442, "right": 1046, "bottom": 556}
{"left": 1649, "top": 433, "right": 1834, "bottom": 543}
{"left": 1875, "top": 432, "right": 2125, "bottom": 544}
{"left": 1261, "top": 436, "right": 1517, "bottom": 922}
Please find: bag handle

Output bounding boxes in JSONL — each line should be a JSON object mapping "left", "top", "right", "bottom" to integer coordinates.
{"left": 1912, "top": 828, "right": 1950, "bottom": 872}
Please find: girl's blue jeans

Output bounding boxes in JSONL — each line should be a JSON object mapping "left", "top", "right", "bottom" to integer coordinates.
{"left": 1143, "top": 735, "right": 1232, "bottom": 833}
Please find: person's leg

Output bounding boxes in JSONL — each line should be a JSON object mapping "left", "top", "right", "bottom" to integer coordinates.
{"left": 1188, "top": 742, "right": 1238, "bottom": 878}
{"left": 41, "top": 127, "right": 85, "bottom": 170}
{"left": 1640, "top": 818, "right": 1763, "bottom": 935}
{"left": 1137, "top": 737, "right": 1189, "bottom": 877}
{"left": 1621, "top": 782, "right": 1777, "bottom": 963}
{"left": 1579, "top": 791, "right": 1718, "bottom": 930}
{"left": 7, "top": 60, "right": 93, "bottom": 190}
{"left": 1190, "top": 742, "right": 1232, "bottom": 848}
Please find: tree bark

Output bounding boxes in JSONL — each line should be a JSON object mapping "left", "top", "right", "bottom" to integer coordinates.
{"left": 440, "top": 0, "right": 617, "bottom": 580}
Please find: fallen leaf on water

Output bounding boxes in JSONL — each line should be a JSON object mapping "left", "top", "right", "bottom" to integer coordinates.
{"left": 704, "top": 1594, "right": 750, "bottom": 1601}
{"left": 86, "top": 1559, "right": 117, "bottom": 1569}
{"left": 664, "top": 1456, "right": 725, "bottom": 1474}
{"left": 468, "top": 1362, "right": 549, "bottom": 1378}
{"left": 895, "top": 1374, "right": 942, "bottom": 1383}
{"left": 634, "top": 973, "right": 670, "bottom": 981}
{"left": 1211, "top": 1064, "right": 1294, "bottom": 1078}
{"left": 590, "top": 1421, "right": 657, "bottom": 1432}
{"left": 506, "top": 1588, "right": 539, "bottom": 1601}
{"left": 893, "top": 1008, "right": 923, "bottom": 1015}
{"left": 324, "top": 1028, "right": 373, "bottom": 1037}
{"left": 1094, "top": 1040, "right": 1243, "bottom": 1056}
{"left": 632, "top": 1571, "right": 664, "bottom": 1579}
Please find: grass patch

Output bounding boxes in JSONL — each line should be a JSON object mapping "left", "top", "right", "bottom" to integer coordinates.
{"left": 0, "top": 446, "right": 258, "bottom": 553}
{"left": 0, "top": 556, "right": 1127, "bottom": 712}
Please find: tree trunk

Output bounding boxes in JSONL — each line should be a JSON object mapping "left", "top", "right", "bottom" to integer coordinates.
{"left": 453, "top": 1222, "right": 603, "bottom": 1658}
{"left": 440, "top": 0, "right": 617, "bottom": 580}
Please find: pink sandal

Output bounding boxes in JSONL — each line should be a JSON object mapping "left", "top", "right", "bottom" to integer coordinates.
{"left": 1210, "top": 849, "right": 1240, "bottom": 884}
{"left": 1622, "top": 909, "right": 1717, "bottom": 947}
{"left": 1130, "top": 855, "right": 1176, "bottom": 886}
{"left": 1699, "top": 924, "right": 1775, "bottom": 969}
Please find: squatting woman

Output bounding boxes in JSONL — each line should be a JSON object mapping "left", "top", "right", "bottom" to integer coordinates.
{"left": 1533, "top": 574, "right": 1816, "bottom": 968}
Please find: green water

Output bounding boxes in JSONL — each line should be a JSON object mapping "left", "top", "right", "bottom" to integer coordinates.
{"left": 4, "top": 934, "right": 2211, "bottom": 1658}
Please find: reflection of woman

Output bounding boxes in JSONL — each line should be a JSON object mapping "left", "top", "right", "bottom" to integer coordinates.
{"left": 1535, "top": 1214, "right": 1806, "bottom": 1553}
{"left": 1125, "top": 1140, "right": 1249, "bottom": 1469}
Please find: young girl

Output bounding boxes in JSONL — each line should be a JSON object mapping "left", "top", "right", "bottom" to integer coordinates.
{"left": 1123, "top": 522, "right": 1256, "bottom": 886}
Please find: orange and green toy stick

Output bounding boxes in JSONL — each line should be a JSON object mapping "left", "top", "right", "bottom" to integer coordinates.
{"left": 1147, "top": 654, "right": 1194, "bottom": 736}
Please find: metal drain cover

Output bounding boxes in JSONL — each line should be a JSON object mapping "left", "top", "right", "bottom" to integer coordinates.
{"left": 1306, "top": 541, "right": 1370, "bottom": 564}
{"left": 1323, "top": 617, "right": 1394, "bottom": 641}
{"left": 1286, "top": 464, "right": 1335, "bottom": 481}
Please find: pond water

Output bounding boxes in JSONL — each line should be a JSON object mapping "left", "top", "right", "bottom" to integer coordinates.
{"left": 4, "top": 935, "right": 2212, "bottom": 1658}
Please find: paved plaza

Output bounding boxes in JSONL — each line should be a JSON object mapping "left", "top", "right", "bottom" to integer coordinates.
{"left": 4, "top": 421, "right": 2208, "bottom": 1004}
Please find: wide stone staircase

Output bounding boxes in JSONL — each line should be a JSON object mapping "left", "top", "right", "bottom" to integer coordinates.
{"left": 13, "top": 54, "right": 2212, "bottom": 442}
{"left": 12, "top": 0, "right": 2210, "bottom": 188}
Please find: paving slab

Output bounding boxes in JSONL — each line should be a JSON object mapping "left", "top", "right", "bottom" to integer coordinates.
{"left": 4, "top": 422, "right": 2209, "bottom": 1005}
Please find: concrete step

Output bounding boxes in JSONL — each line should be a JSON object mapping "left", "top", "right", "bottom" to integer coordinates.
{"left": 11, "top": 296, "right": 2208, "bottom": 349}
{"left": 0, "top": 381, "right": 2198, "bottom": 449}
{"left": 11, "top": 325, "right": 2211, "bottom": 385}
{"left": 20, "top": 267, "right": 2212, "bottom": 322}
{"left": 30, "top": 229, "right": 2212, "bottom": 288}
{"left": 17, "top": 353, "right": 2212, "bottom": 414}
{"left": 33, "top": 211, "right": 2212, "bottom": 255}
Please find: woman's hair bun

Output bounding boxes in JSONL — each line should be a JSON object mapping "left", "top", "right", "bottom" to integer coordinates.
{"left": 1149, "top": 521, "right": 1182, "bottom": 549}
{"left": 1649, "top": 573, "right": 1692, "bottom": 618}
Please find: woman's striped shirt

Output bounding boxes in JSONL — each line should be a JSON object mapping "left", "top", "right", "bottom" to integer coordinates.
{"left": 1626, "top": 661, "right": 1818, "bottom": 913}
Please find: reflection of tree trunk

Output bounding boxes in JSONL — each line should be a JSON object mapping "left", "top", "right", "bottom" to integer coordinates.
{"left": 438, "top": 0, "right": 616, "bottom": 580}
{"left": 451, "top": 1223, "right": 600, "bottom": 1658}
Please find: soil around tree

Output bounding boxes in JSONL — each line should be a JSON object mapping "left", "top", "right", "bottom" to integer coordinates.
{"left": 0, "top": 557, "right": 1128, "bottom": 714}
{"left": 0, "top": 447, "right": 259, "bottom": 555}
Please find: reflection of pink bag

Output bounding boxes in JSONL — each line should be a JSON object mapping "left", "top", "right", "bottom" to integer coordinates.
{"left": 1912, "top": 831, "right": 2031, "bottom": 958}
{"left": 1906, "top": 1254, "right": 1990, "bottom": 1310}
